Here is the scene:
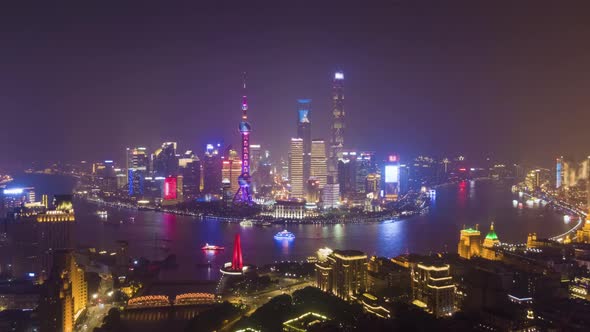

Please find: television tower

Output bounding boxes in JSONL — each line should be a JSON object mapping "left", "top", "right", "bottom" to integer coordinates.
{"left": 234, "top": 72, "right": 253, "bottom": 204}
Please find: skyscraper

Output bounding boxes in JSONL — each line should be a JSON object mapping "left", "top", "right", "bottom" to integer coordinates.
{"left": 250, "top": 144, "right": 262, "bottom": 174}
{"left": 126, "top": 147, "right": 148, "bottom": 196}
{"left": 315, "top": 249, "right": 367, "bottom": 301}
{"left": 411, "top": 263, "right": 456, "bottom": 317}
{"left": 289, "top": 138, "right": 304, "bottom": 199}
{"left": 222, "top": 149, "right": 242, "bottom": 195}
{"left": 457, "top": 226, "right": 482, "bottom": 260}
{"left": 38, "top": 250, "right": 87, "bottom": 332}
{"left": 202, "top": 144, "right": 222, "bottom": 195}
{"left": 310, "top": 139, "right": 328, "bottom": 188}
{"left": 179, "top": 150, "right": 201, "bottom": 199}
{"left": 328, "top": 71, "right": 345, "bottom": 179}
{"left": 297, "top": 99, "right": 312, "bottom": 183}
{"left": 556, "top": 156, "right": 564, "bottom": 189}
{"left": 152, "top": 142, "right": 178, "bottom": 177}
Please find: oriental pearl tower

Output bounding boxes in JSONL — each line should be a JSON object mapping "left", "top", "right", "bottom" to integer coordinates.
{"left": 234, "top": 73, "right": 252, "bottom": 204}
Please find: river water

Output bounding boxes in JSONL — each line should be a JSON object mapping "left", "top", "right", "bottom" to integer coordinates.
{"left": 7, "top": 174, "right": 571, "bottom": 280}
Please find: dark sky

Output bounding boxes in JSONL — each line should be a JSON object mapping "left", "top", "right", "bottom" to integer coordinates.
{"left": 1, "top": 1, "right": 590, "bottom": 167}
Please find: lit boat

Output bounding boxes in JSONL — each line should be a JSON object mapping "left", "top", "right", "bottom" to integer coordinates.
{"left": 0, "top": 175, "right": 13, "bottom": 185}
{"left": 201, "top": 243, "right": 224, "bottom": 251}
{"left": 240, "top": 219, "right": 253, "bottom": 227}
{"left": 274, "top": 230, "right": 295, "bottom": 240}
{"left": 97, "top": 210, "right": 108, "bottom": 218}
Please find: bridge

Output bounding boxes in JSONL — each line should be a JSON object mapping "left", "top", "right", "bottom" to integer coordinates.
{"left": 126, "top": 292, "right": 216, "bottom": 310}
{"left": 127, "top": 295, "right": 171, "bottom": 309}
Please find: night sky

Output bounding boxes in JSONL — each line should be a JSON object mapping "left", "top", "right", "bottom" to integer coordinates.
{"left": 1, "top": 2, "right": 589, "bottom": 167}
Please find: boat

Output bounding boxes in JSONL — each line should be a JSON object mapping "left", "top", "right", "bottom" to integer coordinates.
{"left": 260, "top": 221, "right": 273, "bottom": 227}
{"left": 97, "top": 210, "right": 108, "bottom": 218}
{"left": 201, "top": 243, "right": 225, "bottom": 251}
{"left": 274, "top": 230, "right": 295, "bottom": 240}
{"left": 240, "top": 219, "right": 253, "bottom": 227}
{"left": 0, "top": 175, "right": 13, "bottom": 186}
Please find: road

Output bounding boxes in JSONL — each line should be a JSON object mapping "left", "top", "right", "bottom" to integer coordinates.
{"left": 75, "top": 304, "right": 113, "bottom": 332}
{"left": 220, "top": 279, "right": 314, "bottom": 331}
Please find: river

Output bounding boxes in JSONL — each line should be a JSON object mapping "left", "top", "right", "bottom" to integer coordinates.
{"left": 6, "top": 174, "right": 571, "bottom": 280}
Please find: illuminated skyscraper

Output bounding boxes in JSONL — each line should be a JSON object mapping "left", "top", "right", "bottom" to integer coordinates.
{"left": 411, "top": 263, "right": 456, "bottom": 317}
{"left": 328, "top": 71, "right": 345, "bottom": 179}
{"left": 289, "top": 138, "right": 304, "bottom": 199}
{"left": 222, "top": 149, "right": 242, "bottom": 195}
{"left": 457, "top": 226, "right": 482, "bottom": 260}
{"left": 310, "top": 140, "right": 327, "bottom": 188}
{"left": 383, "top": 155, "right": 401, "bottom": 201}
{"left": 296, "top": 99, "right": 312, "bottom": 182}
{"left": 250, "top": 144, "right": 262, "bottom": 173}
{"left": 202, "top": 144, "right": 222, "bottom": 195}
{"left": 315, "top": 250, "right": 367, "bottom": 301}
{"left": 322, "top": 176, "right": 340, "bottom": 209}
{"left": 556, "top": 156, "right": 564, "bottom": 189}
{"left": 234, "top": 73, "right": 253, "bottom": 204}
{"left": 179, "top": 150, "right": 201, "bottom": 198}
{"left": 126, "top": 147, "right": 148, "bottom": 196}
{"left": 38, "top": 250, "right": 87, "bottom": 332}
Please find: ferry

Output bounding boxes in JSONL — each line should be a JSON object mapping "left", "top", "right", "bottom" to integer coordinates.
{"left": 274, "top": 230, "right": 295, "bottom": 240}
{"left": 97, "top": 210, "right": 108, "bottom": 218}
{"left": 0, "top": 175, "right": 13, "bottom": 186}
{"left": 201, "top": 243, "right": 225, "bottom": 251}
{"left": 240, "top": 219, "right": 253, "bottom": 227}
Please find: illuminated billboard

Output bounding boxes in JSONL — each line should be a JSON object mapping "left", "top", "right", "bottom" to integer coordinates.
{"left": 385, "top": 165, "right": 399, "bottom": 183}
{"left": 164, "top": 176, "right": 177, "bottom": 200}
{"left": 298, "top": 109, "right": 310, "bottom": 123}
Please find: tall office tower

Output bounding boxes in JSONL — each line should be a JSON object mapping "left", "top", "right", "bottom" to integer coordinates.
{"left": 322, "top": 176, "right": 340, "bottom": 209}
{"left": 289, "top": 138, "right": 305, "bottom": 199}
{"left": 555, "top": 157, "right": 563, "bottom": 189}
{"left": 383, "top": 154, "right": 401, "bottom": 201}
{"left": 338, "top": 151, "right": 358, "bottom": 196}
{"left": 457, "top": 226, "right": 482, "bottom": 259}
{"left": 152, "top": 142, "right": 178, "bottom": 177}
{"left": 315, "top": 250, "right": 367, "bottom": 301}
{"left": 306, "top": 178, "right": 321, "bottom": 203}
{"left": 234, "top": 73, "right": 253, "bottom": 204}
{"left": 411, "top": 263, "right": 456, "bottom": 317}
{"left": 399, "top": 164, "right": 410, "bottom": 195}
{"left": 576, "top": 170, "right": 590, "bottom": 242}
{"left": 126, "top": 147, "right": 148, "bottom": 196}
{"left": 202, "top": 144, "right": 222, "bottom": 195}
{"left": 355, "top": 152, "right": 375, "bottom": 195}
{"left": 365, "top": 173, "right": 381, "bottom": 196}
{"left": 296, "top": 99, "right": 312, "bottom": 183}
{"left": 328, "top": 71, "right": 345, "bottom": 179}
{"left": 310, "top": 140, "right": 328, "bottom": 188}
{"left": 92, "top": 160, "right": 117, "bottom": 193}
{"left": 222, "top": 149, "right": 242, "bottom": 195}
{"left": 250, "top": 144, "right": 262, "bottom": 173}
{"left": 38, "top": 249, "right": 87, "bottom": 332}
{"left": 37, "top": 195, "right": 76, "bottom": 278}
{"left": 179, "top": 150, "right": 201, "bottom": 199}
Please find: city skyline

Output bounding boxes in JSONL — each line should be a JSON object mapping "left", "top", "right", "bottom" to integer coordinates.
{"left": 2, "top": 3, "right": 590, "bottom": 167}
